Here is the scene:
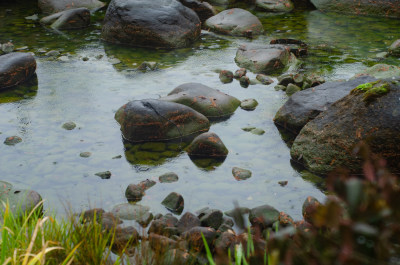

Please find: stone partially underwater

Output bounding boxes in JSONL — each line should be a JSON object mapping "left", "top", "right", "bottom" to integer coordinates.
{"left": 0, "top": 52, "right": 37, "bottom": 90}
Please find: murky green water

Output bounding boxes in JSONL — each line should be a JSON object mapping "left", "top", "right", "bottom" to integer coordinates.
{"left": 1, "top": 2, "right": 399, "bottom": 221}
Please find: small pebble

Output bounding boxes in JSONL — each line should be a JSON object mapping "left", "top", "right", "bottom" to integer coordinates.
{"left": 112, "top": 155, "right": 122, "bottom": 159}
{"left": 278, "top": 181, "right": 288, "bottom": 187}
{"left": 80, "top": 152, "right": 91, "bottom": 158}
{"left": 4, "top": 136, "right": 22, "bottom": 146}
{"left": 95, "top": 171, "right": 111, "bottom": 179}
{"left": 250, "top": 128, "right": 265, "bottom": 135}
{"left": 62, "top": 122, "right": 76, "bottom": 130}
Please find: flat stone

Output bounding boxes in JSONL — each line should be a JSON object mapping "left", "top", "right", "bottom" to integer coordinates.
{"left": 242, "top": 126, "right": 256, "bottom": 132}
{"left": 240, "top": 99, "right": 258, "bottom": 111}
{"left": 80, "top": 152, "right": 91, "bottom": 158}
{"left": 111, "top": 203, "right": 151, "bottom": 222}
{"left": 256, "top": 74, "right": 274, "bottom": 85}
{"left": 250, "top": 128, "right": 265, "bottom": 135}
{"left": 232, "top": 167, "right": 252, "bottom": 180}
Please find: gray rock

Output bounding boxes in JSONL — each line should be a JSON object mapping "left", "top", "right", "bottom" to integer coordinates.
{"left": 102, "top": 0, "right": 201, "bottom": 48}
{"left": 38, "top": 0, "right": 105, "bottom": 14}
{"left": 204, "top": 8, "right": 263, "bottom": 37}
{"left": 79, "top": 152, "right": 91, "bottom": 158}
{"left": 45, "top": 50, "right": 60, "bottom": 57}
{"left": 159, "top": 172, "right": 179, "bottom": 183}
{"left": 256, "top": 0, "right": 294, "bottom": 12}
{"left": 1, "top": 42, "right": 14, "bottom": 54}
{"left": 235, "top": 44, "right": 292, "bottom": 74}
{"left": 160, "top": 83, "right": 240, "bottom": 120}
{"left": 62, "top": 121, "right": 76, "bottom": 130}
{"left": 250, "top": 128, "right": 265, "bottom": 135}
{"left": 108, "top": 58, "right": 121, "bottom": 65}
{"left": 111, "top": 203, "right": 151, "bottom": 222}
{"left": 200, "top": 209, "right": 223, "bottom": 229}
{"left": 256, "top": 74, "right": 274, "bottom": 85}
{"left": 162, "top": 192, "right": 184, "bottom": 214}
{"left": 0, "top": 52, "right": 36, "bottom": 89}
{"left": 274, "top": 76, "right": 376, "bottom": 135}
{"left": 95, "top": 171, "right": 111, "bottom": 179}
{"left": 177, "top": 212, "right": 201, "bottom": 233}
{"left": 40, "top": 8, "right": 90, "bottom": 30}
{"left": 232, "top": 167, "right": 252, "bottom": 180}
{"left": 182, "top": 226, "right": 216, "bottom": 251}
{"left": 240, "top": 99, "right": 258, "bottom": 111}
{"left": 4, "top": 136, "right": 22, "bottom": 146}
{"left": 219, "top": 70, "right": 233, "bottom": 84}
{"left": 178, "top": 0, "right": 216, "bottom": 24}
{"left": 249, "top": 204, "right": 280, "bottom": 228}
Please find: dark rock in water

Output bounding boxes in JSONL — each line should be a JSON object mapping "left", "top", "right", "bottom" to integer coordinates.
{"left": 256, "top": 0, "right": 294, "bottom": 12}
{"left": 270, "top": 39, "right": 308, "bottom": 57}
{"left": 234, "top": 68, "right": 247, "bottom": 79}
{"left": 274, "top": 76, "right": 376, "bottom": 135}
{"left": 215, "top": 230, "right": 236, "bottom": 252}
{"left": 40, "top": 8, "right": 90, "bottom": 30}
{"left": 4, "top": 136, "right": 22, "bottom": 146}
{"left": 115, "top": 99, "right": 210, "bottom": 143}
{"left": 125, "top": 179, "right": 155, "bottom": 201}
{"left": 159, "top": 172, "right": 179, "bottom": 183}
{"left": 204, "top": 8, "right": 263, "bottom": 37}
{"left": 232, "top": 167, "right": 252, "bottom": 181}
{"left": 102, "top": 0, "right": 201, "bottom": 48}
{"left": 310, "top": 0, "right": 400, "bottom": 18}
{"left": 160, "top": 83, "right": 240, "bottom": 120}
{"left": 302, "top": 196, "right": 320, "bottom": 225}
{"left": 249, "top": 204, "right": 280, "bottom": 228}
{"left": 291, "top": 79, "right": 400, "bottom": 174}
{"left": 0, "top": 181, "right": 42, "bottom": 217}
{"left": 162, "top": 192, "right": 184, "bottom": 214}
{"left": 235, "top": 44, "right": 292, "bottom": 74}
{"left": 38, "top": 0, "right": 105, "bottom": 14}
{"left": 177, "top": 212, "right": 201, "bottom": 233}
{"left": 113, "top": 226, "right": 140, "bottom": 252}
{"left": 0, "top": 52, "right": 36, "bottom": 90}
{"left": 355, "top": 64, "right": 400, "bottom": 79}
{"left": 62, "top": 121, "right": 76, "bottom": 130}
{"left": 239, "top": 76, "right": 250, "bottom": 88}
{"left": 240, "top": 99, "right": 258, "bottom": 111}
{"left": 200, "top": 209, "right": 223, "bottom": 230}
{"left": 250, "top": 128, "right": 265, "bottom": 135}
{"left": 389, "top": 39, "right": 400, "bottom": 57}
{"left": 178, "top": 0, "right": 216, "bottom": 24}
{"left": 256, "top": 74, "right": 274, "bottom": 85}
{"left": 187, "top": 132, "right": 228, "bottom": 157}
{"left": 278, "top": 180, "right": 288, "bottom": 186}
{"left": 219, "top": 70, "right": 233, "bottom": 84}
{"left": 182, "top": 226, "right": 216, "bottom": 252}
{"left": 80, "top": 152, "right": 91, "bottom": 158}
{"left": 95, "top": 171, "right": 111, "bottom": 179}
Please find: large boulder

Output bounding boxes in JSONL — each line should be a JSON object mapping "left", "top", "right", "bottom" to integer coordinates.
{"left": 102, "top": 0, "right": 201, "bottom": 48}
{"left": 38, "top": 0, "right": 105, "bottom": 14}
{"left": 0, "top": 53, "right": 37, "bottom": 90}
{"left": 291, "top": 79, "right": 400, "bottom": 174}
{"left": 310, "top": 0, "right": 400, "bottom": 18}
{"left": 274, "top": 76, "right": 376, "bottom": 135}
{"left": 235, "top": 44, "right": 293, "bottom": 74}
{"left": 115, "top": 99, "right": 210, "bottom": 142}
{"left": 40, "top": 8, "right": 90, "bottom": 30}
{"left": 160, "top": 83, "right": 241, "bottom": 120}
{"left": 256, "top": 0, "right": 294, "bottom": 12}
{"left": 204, "top": 8, "right": 263, "bottom": 37}
{"left": 178, "top": 0, "right": 216, "bottom": 24}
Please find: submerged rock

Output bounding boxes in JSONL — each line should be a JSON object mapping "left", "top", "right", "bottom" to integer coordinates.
{"left": 0, "top": 52, "right": 36, "bottom": 90}
{"left": 160, "top": 83, "right": 240, "bottom": 120}
{"left": 187, "top": 132, "right": 228, "bottom": 157}
{"left": 256, "top": 74, "right": 274, "bottom": 85}
{"left": 95, "top": 171, "right": 111, "bottom": 179}
{"left": 219, "top": 70, "right": 233, "bottom": 83}
{"left": 159, "top": 172, "right": 179, "bottom": 183}
{"left": 256, "top": 0, "right": 294, "bottom": 12}
{"left": 40, "top": 8, "right": 90, "bottom": 30}
{"left": 291, "top": 79, "right": 400, "bottom": 174}
{"left": 240, "top": 99, "right": 258, "bottom": 110}
{"left": 62, "top": 121, "right": 76, "bottom": 130}
{"left": 235, "top": 44, "right": 292, "bottom": 74}
{"left": 102, "top": 0, "right": 201, "bottom": 48}
{"left": 115, "top": 99, "right": 210, "bottom": 143}
{"left": 204, "top": 8, "right": 263, "bottom": 37}
{"left": 38, "top": 0, "right": 105, "bottom": 14}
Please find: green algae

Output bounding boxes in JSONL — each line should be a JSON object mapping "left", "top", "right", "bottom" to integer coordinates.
{"left": 351, "top": 80, "right": 390, "bottom": 102}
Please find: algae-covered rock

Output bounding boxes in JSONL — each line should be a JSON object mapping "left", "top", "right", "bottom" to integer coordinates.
{"left": 204, "top": 8, "right": 263, "bottom": 37}
{"left": 240, "top": 99, "right": 258, "bottom": 110}
{"left": 102, "top": 0, "right": 201, "bottom": 48}
{"left": 187, "top": 132, "right": 228, "bottom": 157}
{"left": 160, "top": 83, "right": 240, "bottom": 120}
{"left": 232, "top": 167, "right": 252, "bottom": 180}
{"left": 115, "top": 99, "right": 210, "bottom": 143}
{"left": 291, "top": 79, "right": 400, "bottom": 174}
{"left": 4, "top": 136, "right": 22, "bottom": 146}
{"left": 219, "top": 70, "right": 233, "bottom": 84}
{"left": 0, "top": 52, "right": 36, "bottom": 90}
{"left": 40, "top": 8, "right": 90, "bottom": 30}
{"left": 159, "top": 172, "right": 179, "bottom": 183}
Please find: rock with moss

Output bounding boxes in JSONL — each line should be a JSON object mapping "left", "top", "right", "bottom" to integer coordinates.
{"left": 162, "top": 192, "right": 184, "bottom": 214}
{"left": 160, "top": 83, "right": 240, "bottom": 120}
{"left": 389, "top": 39, "right": 400, "bottom": 57}
{"left": 186, "top": 132, "right": 228, "bottom": 158}
{"left": 219, "top": 70, "right": 233, "bottom": 83}
{"left": 38, "top": 0, "right": 105, "bottom": 14}
{"left": 159, "top": 172, "right": 179, "bottom": 183}
{"left": 249, "top": 204, "right": 280, "bottom": 228}
{"left": 0, "top": 52, "right": 37, "bottom": 90}
{"left": 256, "top": 0, "right": 294, "bottom": 12}
{"left": 232, "top": 167, "right": 252, "bottom": 180}
{"left": 240, "top": 99, "right": 258, "bottom": 110}
{"left": 115, "top": 99, "right": 210, "bottom": 142}
{"left": 204, "top": 8, "right": 263, "bottom": 37}
{"left": 291, "top": 78, "right": 400, "bottom": 174}
{"left": 285, "top": 83, "right": 301, "bottom": 96}
{"left": 235, "top": 44, "right": 294, "bottom": 74}
{"left": 355, "top": 64, "right": 400, "bottom": 79}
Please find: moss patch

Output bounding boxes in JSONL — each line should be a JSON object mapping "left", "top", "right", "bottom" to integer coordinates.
{"left": 351, "top": 80, "right": 390, "bottom": 103}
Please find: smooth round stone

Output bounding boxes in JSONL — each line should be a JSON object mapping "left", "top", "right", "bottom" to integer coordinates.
{"left": 111, "top": 203, "right": 151, "bottom": 221}
{"left": 186, "top": 132, "right": 228, "bottom": 157}
{"left": 159, "top": 172, "right": 179, "bottom": 183}
{"left": 232, "top": 167, "right": 252, "bottom": 180}
{"left": 219, "top": 70, "right": 233, "bottom": 84}
{"left": 234, "top": 68, "right": 247, "bottom": 79}
{"left": 4, "top": 136, "right": 22, "bottom": 146}
{"left": 239, "top": 76, "right": 250, "bottom": 88}
{"left": 250, "top": 128, "right": 265, "bottom": 135}
{"left": 240, "top": 99, "right": 258, "bottom": 110}
{"left": 256, "top": 74, "right": 274, "bottom": 85}
{"left": 62, "top": 121, "right": 76, "bottom": 130}
{"left": 80, "top": 152, "right": 91, "bottom": 158}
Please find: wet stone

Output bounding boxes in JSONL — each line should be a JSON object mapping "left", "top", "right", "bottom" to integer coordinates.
{"left": 200, "top": 209, "right": 223, "bottom": 230}
{"left": 240, "top": 99, "right": 258, "bottom": 111}
{"left": 219, "top": 70, "right": 233, "bottom": 83}
{"left": 182, "top": 226, "right": 216, "bottom": 252}
{"left": 249, "top": 204, "right": 280, "bottom": 228}
{"left": 389, "top": 39, "right": 400, "bottom": 56}
{"left": 234, "top": 68, "right": 247, "bottom": 79}
{"left": 250, "top": 128, "right": 265, "bottom": 135}
{"left": 80, "top": 152, "right": 91, "bottom": 158}
{"left": 2, "top": 42, "right": 15, "bottom": 54}
{"left": 278, "top": 180, "right": 288, "bottom": 186}
{"left": 111, "top": 203, "right": 151, "bottom": 222}
{"left": 256, "top": 74, "right": 274, "bottom": 85}
{"left": 125, "top": 184, "right": 144, "bottom": 202}
{"left": 4, "top": 136, "right": 22, "bottom": 146}
{"left": 159, "top": 172, "right": 179, "bottom": 183}
{"left": 286, "top": 83, "right": 301, "bottom": 96}
{"left": 302, "top": 196, "right": 321, "bottom": 224}
{"left": 232, "top": 167, "right": 252, "bottom": 181}
{"left": 113, "top": 226, "right": 140, "bottom": 252}
{"left": 62, "top": 121, "right": 76, "bottom": 130}
{"left": 162, "top": 192, "right": 184, "bottom": 214}
{"left": 45, "top": 50, "right": 60, "bottom": 57}
{"left": 0, "top": 52, "right": 37, "bottom": 89}
{"left": 112, "top": 155, "right": 122, "bottom": 159}
{"left": 242, "top": 126, "right": 256, "bottom": 132}
{"left": 95, "top": 171, "right": 111, "bottom": 179}
{"left": 278, "top": 74, "right": 294, "bottom": 86}
{"left": 239, "top": 76, "right": 250, "bottom": 88}
{"left": 187, "top": 132, "right": 228, "bottom": 157}
{"left": 177, "top": 212, "right": 201, "bottom": 233}
{"left": 137, "top": 61, "right": 158, "bottom": 71}
{"left": 274, "top": 85, "right": 286, "bottom": 91}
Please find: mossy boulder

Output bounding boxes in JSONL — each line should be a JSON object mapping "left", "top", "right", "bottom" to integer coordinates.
{"left": 40, "top": 8, "right": 90, "bottom": 30}
{"left": 115, "top": 99, "right": 210, "bottom": 143}
{"left": 291, "top": 79, "right": 400, "bottom": 174}
{"left": 204, "top": 8, "right": 263, "bottom": 37}
{"left": 235, "top": 44, "right": 293, "bottom": 74}
{"left": 160, "top": 83, "right": 240, "bottom": 120}
{"left": 0, "top": 52, "right": 36, "bottom": 90}
{"left": 38, "top": 0, "right": 105, "bottom": 14}
{"left": 186, "top": 132, "right": 228, "bottom": 157}
{"left": 102, "top": 0, "right": 201, "bottom": 48}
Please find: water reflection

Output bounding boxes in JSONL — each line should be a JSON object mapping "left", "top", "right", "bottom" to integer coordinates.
{"left": 188, "top": 155, "right": 226, "bottom": 170}
{"left": 0, "top": 74, "right": 38, "bottom": 104}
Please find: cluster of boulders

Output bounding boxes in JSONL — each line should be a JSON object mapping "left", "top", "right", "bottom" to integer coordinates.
{"left": 274, "top": 72, "right": 325, "bottom": 96}
{"left": 219, "top": 67, "right": 274, "bottom": 88}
